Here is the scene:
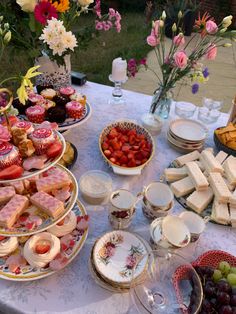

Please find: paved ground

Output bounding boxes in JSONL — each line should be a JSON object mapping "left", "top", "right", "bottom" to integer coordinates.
{"left": 124, "top": 35, "right": 236, "bottom": 113}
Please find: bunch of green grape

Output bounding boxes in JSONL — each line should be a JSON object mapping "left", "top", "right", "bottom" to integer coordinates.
{"left": 213, "top": 261, "right": 236, "bottom": 287}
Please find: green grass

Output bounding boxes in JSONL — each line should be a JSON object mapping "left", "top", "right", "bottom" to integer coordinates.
{"left": 0, "top": 12, "right": 151, "bottom": 89}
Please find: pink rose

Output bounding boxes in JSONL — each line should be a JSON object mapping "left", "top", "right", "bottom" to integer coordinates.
{"left": 173, "top": 34, "right": 185, "bottom": 46}
{"left": 0, "top": 125, "right": 11, "bottom": 142}
{"left": 174, "top": 51, "right": 188, "bottom": 69}
{"left": 206, "top": 20, "right": 218, "bottom": 34}
{"left": 206, "top": 44, "right": 217, "bottom": 60}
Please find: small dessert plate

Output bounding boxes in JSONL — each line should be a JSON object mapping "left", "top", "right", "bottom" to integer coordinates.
{"left": 0, "top": 200, "right": 88, "bottom": 281}
{"left": 0, "top": 165, "right": 78, "bottom": 237}
{"left": 93, "top": 230, "right": 148, "bottom": 284}
{"left": 169, "top": 119, "right": 207, "bottom": 142}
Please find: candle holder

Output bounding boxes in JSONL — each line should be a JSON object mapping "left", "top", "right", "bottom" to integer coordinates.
{"left": 108, "top": 75, "right": 128, "bottom": 105}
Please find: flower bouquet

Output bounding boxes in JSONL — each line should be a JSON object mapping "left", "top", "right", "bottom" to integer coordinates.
{"left": 128, "top": 11, "right": 236, "bottom": 120}
{"left": 1, "top": 0, "right": 121, "bottom": 88}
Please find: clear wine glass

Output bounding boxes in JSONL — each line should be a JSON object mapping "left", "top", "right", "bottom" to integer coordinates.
{"left": 130, "top": 249, "right": 203, "bottom": 314}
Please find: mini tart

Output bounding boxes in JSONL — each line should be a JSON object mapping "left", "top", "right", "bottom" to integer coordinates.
{"left": 48, "top": 211, "right": 77, "bottom": 237}
{"left": 23, "top": 232, "right": 60, "bottom": 268}
{"left": 26, "top": 105, "right": 46, "bottom": 124}
{"left": 66, "top": 101, "right": 84, "bottom": 119}
{"left": 0, "top": 237, "right": 18, "bottom": 257}
{"left": 41, "top": 88, "right": 57, "bottom": 100}
{"left": 29, "top": 128, "right": 56, "bottom": 155}
{"left": 59, "top": 86, "right": 75, "bottom": 96}
{"left": 0, "top": 142, "right": 22, "bottom": 169}
{"left": 13, "top": 121, "right": 34, "bottom": 135}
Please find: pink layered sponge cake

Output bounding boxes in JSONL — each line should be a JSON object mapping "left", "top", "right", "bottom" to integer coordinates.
{"left": 0, "top": 186, "right": 15, "bottom": 205}
{"left": 0, "top": 194, "right": 29, "bottom": 228}
{"left": 30, "top": 191, "right": 64, "bottom": 219}
{"left": 36, "top": 172, "right": 72, "bottom": 193}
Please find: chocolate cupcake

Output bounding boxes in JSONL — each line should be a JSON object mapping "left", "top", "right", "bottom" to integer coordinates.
{"left": 12, "top": 98, "right": 31, "bottom": 115}
{"left": 53, "top": 94, "right": 70, "bottom": 107}
{"left": 36, "top": 84, "right": 53, "bottom": 94}
{"left": 47, "top": 106, "right": 67, "bottom": 124}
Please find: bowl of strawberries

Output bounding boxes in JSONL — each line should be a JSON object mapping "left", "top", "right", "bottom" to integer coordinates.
{"left": 99, "top": 120, "right": 155, "bottom": 175}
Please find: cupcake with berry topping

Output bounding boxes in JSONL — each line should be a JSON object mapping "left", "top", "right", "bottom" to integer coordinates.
{"left": 29, "top": 127, "right": 56, "bottom": 155}
{"left": 36, "top": 84, "right": 53, "bottom": 94}
{"left": 40, "top": 88, "right": 57, "bottom": 100}
{"left": 66, "top": 101, "right": 84, "bottom": 119}
{"left": 28, "top": 92, "right": 45, "bottom": 106}
{"left": 59, "top": 86, "right": 75, "bottom": 97}
{"left": 26, "top": 105, "right": 46, "bottom": 124}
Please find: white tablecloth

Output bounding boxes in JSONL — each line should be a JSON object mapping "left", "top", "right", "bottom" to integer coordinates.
{"left": 0, "top": 82, "right": 235, "bottom": 314}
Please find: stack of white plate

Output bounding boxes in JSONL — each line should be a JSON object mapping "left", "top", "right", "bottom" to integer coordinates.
{"left": 89, "top": 230, "right": 150, "bottom": 293}
{"left": 167, "top": 119, "right": 208, "bottom": 153}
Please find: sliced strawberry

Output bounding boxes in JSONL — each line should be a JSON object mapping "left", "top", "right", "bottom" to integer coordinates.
{"left": 136, "top": 160, "right": 142, "bottom": 166}
{"left": 61, "top": 243, "right": 68, "bottom": 251}
{"left": 102, "top": 142, "right": 109, "bottom": 150}
{"left": 0, "top": 236, "right": 5, "bottom": 241}
{"left": 57, "top": 218, "right": 65, "bottom": 226}
{"left": 46, "top": 141, "right": 63, "bottom": 159}
{"left": 15, "top": 267, "right": 21, "bottom": 275}
{"left": 77, "top": 216, "right": 82, "bottom": 223}
{"left": 113, "top": 150, "right": 123, "bottom": 159}
{"left": 127, "top": 129, "right": 137, "bottom": 136}
{"left": 128, "top": 152, "right": 134, "bottom": 160}
{"left": 122, "top": 145, "right": 130, "bottom": 152}
{"left": 128, "top": 159, "right": 136, "bottom": 167}
{"left": 120, "top": 155, "right": 128, "bottom": 164}
{"left": 35, "top": 241, "right": 51, "bottom": 254}
{"left": 110, "top": 157, "right": 116, "bottom": 164}
{"left": 108, "top": 128, "right": 118, "bottom": 139}
{"left": 0, "top": 165, "right": 23, "bottom": 180}
{"left": 69, "top": 239, "right": 75, "bottom": 247}
{"left": 25, "top": 222, "right": 35, "bottom": 230}
{"left": 104, "top": 150, "right": 111, "bottom": 157}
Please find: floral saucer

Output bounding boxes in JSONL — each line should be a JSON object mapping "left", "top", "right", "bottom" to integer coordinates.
{"left": 0, "top": 200, "right": 88, "bottom": 281}
{"left": 93, "top": 230, "right": 148, "bottom": 285}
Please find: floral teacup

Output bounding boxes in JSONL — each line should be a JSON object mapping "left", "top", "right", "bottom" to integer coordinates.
{"left": 139, "top": 181, "right": 174, "bottom": 219}
{"left": 179, "top": 211, "right": 210, "bottom": 242}
{"left": 109, "top": 189, "right": 140, "bottom": 229}
{"left": 150, "top": 215, "right": 191, "bottom": 250}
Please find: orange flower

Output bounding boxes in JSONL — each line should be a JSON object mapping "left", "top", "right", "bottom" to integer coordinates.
{"left": 194, "top": 12, "right": 214, "bottom": 37}
{"left": 50, "top": 0, "right": 70, "bottom": 13}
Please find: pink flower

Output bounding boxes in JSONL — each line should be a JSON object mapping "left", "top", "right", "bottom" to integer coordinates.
{"left": 34, "top": 1, "right": 58, "bottom": 25}
{"left": 115, "top": 20, "right": 121, "bottom": 33}
{"left": 109, "top": 8, "right": 116, "bottom": 18}
{"left": 94, "top": 0, "right": 101, "bottom": 18}
{"left": 173, "top": 34, "right": 185, "bottom": 46}
{"left": 126, "top": 255, "right": 137, "bottom": 269}
{"left": 174, "top": 51, "right": 188, "bottom": 69}
{"left": 206, "top": 20, "right": 218, "bottom": 34}
{"left": 140, "top": 58, "right": 147, "bottom": 65}
{"left": 153, "top": 20, "right": 160, "bottom": 37}
{"left": 0, "top": 125, "right": 11, "bottom": 142}
{"left": 206, "top": 44, "right": 217, "bottom": 60}
{"left": 147, "top": 30, "right": 160, "bottom": 47}
{"left": 95, "top": 21, "right": 103, "bottom": 30}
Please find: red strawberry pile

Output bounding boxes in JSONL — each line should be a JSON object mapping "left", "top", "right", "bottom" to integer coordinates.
{"left": 101, "top": 127, "right": 152, "bottom": 167}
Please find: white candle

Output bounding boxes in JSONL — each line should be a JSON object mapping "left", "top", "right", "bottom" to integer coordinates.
{"left": 111, "top": 57, "right": 127, "bottom": 81}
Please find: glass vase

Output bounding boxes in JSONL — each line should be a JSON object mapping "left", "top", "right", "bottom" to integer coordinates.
{"left": 35, "top": 54, "right": 71, "bottom": 90}
{"left": 150, "top": 87, "right": 173, "bottom": 120}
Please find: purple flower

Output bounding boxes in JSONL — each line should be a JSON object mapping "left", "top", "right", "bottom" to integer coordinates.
{"left": 202, "top": 67, "right": 209, "bottom": 78}
{"left": 192, "top": 83, "right": 199, "bottom": 94}
{"left": 139, "top": 58, "right": 147, "bottom": 65}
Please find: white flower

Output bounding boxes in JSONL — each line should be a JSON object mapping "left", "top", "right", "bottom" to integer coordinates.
{"left": 50, "top": 42, "right": 66, "bottom": 56}
{"left": 40, "top": 29, "right": 54, "bottom": 44}
{"left": 47, "top": 18, "right": 65, "bottom": 31}
{"left": 78, "top": 0, "right": 94, "bottom": 7}
{"left": 222, "top": 15, "right": 233, "bottom": 28}
{"left": 61, "top": 31, "right": 77, "bottom": 51}
{"left": 16, "top": 0, "right": 37, "bottom": 12}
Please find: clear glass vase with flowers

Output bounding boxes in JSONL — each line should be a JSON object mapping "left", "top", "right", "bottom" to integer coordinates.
{"left": 128, "top": 11, "right": 236, "bottom": 130}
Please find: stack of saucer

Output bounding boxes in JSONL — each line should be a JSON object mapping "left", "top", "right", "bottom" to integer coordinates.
{"left": 167, "top": 119, "right": 207, "bottom": 153}
{"left": 89, "top": 230, "right": 150, "bottom": 293}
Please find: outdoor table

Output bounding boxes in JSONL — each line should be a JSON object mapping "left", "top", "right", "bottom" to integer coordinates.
{"left": 0, "top": 82, "right": 235, "bottom": 314}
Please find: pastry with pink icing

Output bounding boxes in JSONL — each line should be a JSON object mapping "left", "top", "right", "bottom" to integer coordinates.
{"left": 0, "top": 186, "right": 16, "bottom": 204}
{"left": 36, "top": 172, "right": 71, "bottom": 193}
{"left": 59, "top": 86, "right": 75, "bottom": 96}
{"left": 30, "top": 191, "right": 64, "bottom": 218}
{"left": 48, "top": 211, "right": 77, "bottom": 237}
{"left": 29, "top": 128, "right": 56, "bottom": 154}
{"left": 13, "top": 121, "right": 34, "bottom": 134}
{"left": 23, "top": 232, "right": 60, "bottom": 268}
{"left": 0, "top": 194, "right": 29, "bottom": 228}
{"left": 66, "top": 101, "right": 84, "bottom": 119}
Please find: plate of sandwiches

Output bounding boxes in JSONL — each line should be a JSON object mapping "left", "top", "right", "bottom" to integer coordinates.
{"left": 0, "top": 165, "right": 78, "bottom": 236}
{"left": 0, "top": 201, "right": 89, "bottom": 281}
{"left": 163, "top": 148, "right": 236, "bottom": 227}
